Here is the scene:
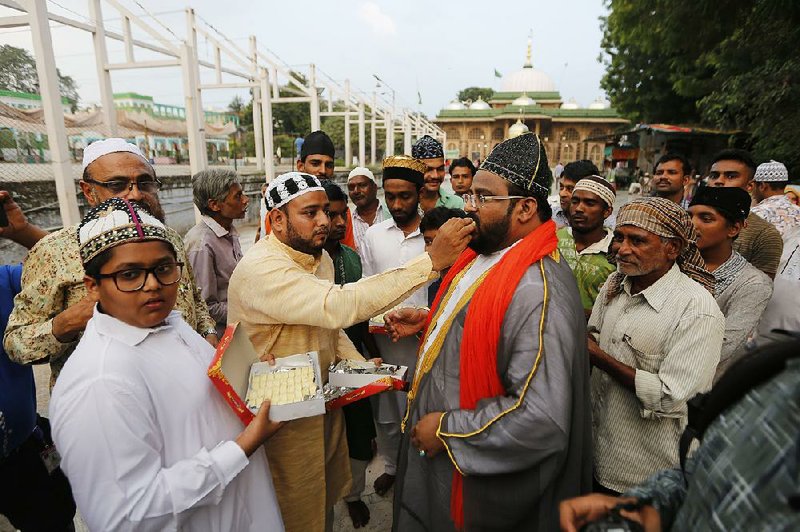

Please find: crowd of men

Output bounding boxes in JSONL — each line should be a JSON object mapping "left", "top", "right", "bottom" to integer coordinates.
{"left": 0, "top": 129, "right": 798, "bottom": 532}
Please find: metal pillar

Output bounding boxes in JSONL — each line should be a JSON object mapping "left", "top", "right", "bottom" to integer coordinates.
{"left": 250, "top": 36, "right": 264, "bottom": 171}
{"left": 344, "top": 80, "right": 352, "bottom": 167}
{"left": 182, "top": 9, "right": 207, "bottom": 224}
{"left": 88, "top": 0, "right": 118, "bottom": 135}
{"left": 260, "top": 68, "right": 275, "bottom": 181}
{"left": 29, "top": 0, "right": 80, "bottom": 226}
{"left": 385, "top": 112, "right": 394, "bottom": 156}
{"left": 403, "top": 113, "right": 412, "bottom": 155}
{"left": 357, "top": 99, "right": 365, "bottom": 168}
{"left": 308, "top": 64, "right": 320, "bottom": 131}
{"left": 370, "top": 92, "right": 377, "bottom": 165}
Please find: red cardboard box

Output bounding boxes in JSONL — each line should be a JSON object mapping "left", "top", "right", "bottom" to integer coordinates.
{"left": 208, "top": 323, "right": 325, "bottom": 424}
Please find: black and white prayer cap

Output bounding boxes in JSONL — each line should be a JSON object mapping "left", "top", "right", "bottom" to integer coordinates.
{"left": 82, "top": 138, "right": 148, "bottom": 172}
{"left": 754, "top": 160, "right": 789, "bottom": 182}
{"left": 411, "top": 135, "right": 444, "bottom": 159}
{"left": 479, "top": 132, "right": 553, "bottom": 196}
{"left": 78, "top": 197, "right": 170, "bottom": 265}
{"left": 266, "top": 172, "right": 325, "bottom": 210}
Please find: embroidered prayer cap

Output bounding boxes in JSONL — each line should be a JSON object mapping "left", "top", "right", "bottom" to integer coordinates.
{"left": 411, "top": 135, "right": 444, "bottom": 159}
{"left": 78, "top": 197, "right": 171, "bottom": 265}
{"left": 382, "top": 155, "right": 426, "bottom": 187}
{"left": 573, "top": 175, "right": 616, "bottom": 208}
{"left": 266, "top": 172, "right": 325, "bottom": 210}
{"left": 754, "top": 160, "right": 789, "bottom": 182}
{"left": 479, "top": 133, "right": 552, "bottom": 196}
{"left": 606, "top": 197, "right": 714, "bottom": 301}
{"left": 689, "top": 186, "right": 750, "bottom": 222}
{"left": 347, "top": 166, "right": 376, "bottom": 184}
{"left": 300, "top": 130, "right": 335, "bottom": 160}
{"left": 82, "top": 138, "right": 148, "bottom": 172}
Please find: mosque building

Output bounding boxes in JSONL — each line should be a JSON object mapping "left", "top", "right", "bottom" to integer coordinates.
{"left": 434, "top": 39, "right": 630, "bottom": 167}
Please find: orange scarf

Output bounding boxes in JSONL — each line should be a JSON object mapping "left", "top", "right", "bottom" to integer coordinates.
{"left": 423, "top": 219, "right": 558, "bottom": 529}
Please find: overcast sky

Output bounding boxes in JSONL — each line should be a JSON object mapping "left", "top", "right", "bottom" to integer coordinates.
{"left": 0, "top": 0, "right": 610, "bottom": 117}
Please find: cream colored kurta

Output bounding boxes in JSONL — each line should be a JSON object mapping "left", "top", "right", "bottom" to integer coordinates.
{"left": 227, "top": 235, "right": 435, "bottom": 532}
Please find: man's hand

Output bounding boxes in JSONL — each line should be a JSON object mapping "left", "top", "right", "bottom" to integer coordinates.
{"left": 587, "top": 335, "right": 604, "bottom": 363}
{"left": 410, "top": 412, "right": 446, "bottom": 458}
{"left": 51, "top": 294, "right": 98, "bottom": 342}
{"left": 384, "top": 307, "right": 428, "bottom": 342}
{"left": 204, "top": 334, "right": 219, "bottom": 348}
{"left": 260, "top": 353, "right": 277, "bottom": 365}
{"left": 559, "top": 493, "right": 661, "bottom": 532}
{"left": 235, "top": 401, "right": 285, "bottom": 456}
{"left": 367, "top": 357, "right": 383, "bottom": 366}
{"left": 427, "top": 218, "right": 476, "bottom": 271}
{"left": 0, "top": 190, "right": 48, "bottom": 249}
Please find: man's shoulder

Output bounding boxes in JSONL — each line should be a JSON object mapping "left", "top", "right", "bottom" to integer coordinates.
{"left": 365, "top": 217, "right": 394, "bottom": 237}
{"left": 182, "top": 222, "right": 214, "bottom": 251}
{"left": 672, "top": 272, "right": 723, "bottom": 317}
{"left": 747, "top": 212, "right": 781, "bottom": 236}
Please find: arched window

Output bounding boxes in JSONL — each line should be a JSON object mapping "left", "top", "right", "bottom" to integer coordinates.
{"left": 491, "top": 127, "right": 504, "bottom": 140}
{"left": 447, "top": 143, "right": 458, "bottom": 152}
{"left": 562, "top": 144, "right": 574, "bottom": 162}
{"left": 468, "top": 128, "right": 484, "bottom": 140}
{"left": 588, "top": 128, "right": 606, "bottom": 140}
{"left": 446, "top": 128, "right": 461, "bottom": 140}
{"left": 589, "top": 145, "right": 602, "bottom": 167}
{"left": 562, "top": 128, "right": 580, "bottom": 142}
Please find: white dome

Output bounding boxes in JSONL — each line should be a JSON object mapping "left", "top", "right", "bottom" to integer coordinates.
{"left": 561, "top": 98, "right": 579, "bottom": 110}
{"left": 446, "top": 100, "right": 466, "bottom": 110}
{"left": 468, "top": 97, "right": 491, "bottom": 110}
{"left": 508, "top": 119, "right": 530, "bottom": 139}
{"left": 588, "top": 97, "right": 610, "bottom": 110}
{"left": 511, "top": 92, "right": 535, "bottom": 106}
{"left": 501, "top": 66, "right": 555, "bottom": 93}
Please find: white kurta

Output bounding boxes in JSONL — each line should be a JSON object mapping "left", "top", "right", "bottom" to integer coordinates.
{"left": 50, "top": 309, "right": 283, "bottom": 532}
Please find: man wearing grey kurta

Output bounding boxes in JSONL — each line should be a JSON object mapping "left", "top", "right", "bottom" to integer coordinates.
{"left": 388, "top": 133, "right": 592, "bottom": 531}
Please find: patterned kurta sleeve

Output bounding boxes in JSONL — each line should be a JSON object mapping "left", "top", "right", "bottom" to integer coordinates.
{"left": 3, "top": 233, "right": 80, "bottom": 365}
{"left": 624, "top": 464, "right": 688, "bottom": 530}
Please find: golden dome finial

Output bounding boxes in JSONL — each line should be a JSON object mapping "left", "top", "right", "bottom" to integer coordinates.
{"left": 524, "top": 30, "right": 533, "bottom": 68}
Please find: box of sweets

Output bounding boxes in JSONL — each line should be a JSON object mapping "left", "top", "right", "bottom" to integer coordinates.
{"left": 207, "top": 323, "right": 325, "bottom": 424}
{"left": 328, "top": 359, "right": 408, "bottom": 388}
{"left": 324, "top": 377, "right": 406, "bottom": 411}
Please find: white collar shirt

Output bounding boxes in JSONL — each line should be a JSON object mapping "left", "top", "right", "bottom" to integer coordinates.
{"left": 50, "top": 308, "right": 283, "bottom": 532}
{"left": 360, "top": 216, "right": 428, "bottom": 309}
{"left": 351, "top": 200, "right": 390, "bottom": 257}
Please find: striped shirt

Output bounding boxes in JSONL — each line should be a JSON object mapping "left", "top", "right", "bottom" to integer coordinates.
{"left": 588, "top": 263, "right": 725, "bottom": 492}
{"left": 733, "top": 212, "right": 783, "bottom": 277}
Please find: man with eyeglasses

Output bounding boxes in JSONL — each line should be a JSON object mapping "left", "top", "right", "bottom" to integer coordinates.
{"left": 4, "top": 138, "right": 217, "bottom": 389}
{"left": 413, "top": 135, "right": 465, "bottom": 213}
{"left": 387, "top": 133, "right": 592, "bottom": 531}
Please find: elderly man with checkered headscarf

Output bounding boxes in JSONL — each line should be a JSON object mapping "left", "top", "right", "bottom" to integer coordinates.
{"left": 586, "top": 197, "right": 725, "bottom": 495}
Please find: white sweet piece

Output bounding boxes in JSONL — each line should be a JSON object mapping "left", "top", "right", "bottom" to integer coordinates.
{"left": 245, "top": 364, "right": 318, "bottom": 408}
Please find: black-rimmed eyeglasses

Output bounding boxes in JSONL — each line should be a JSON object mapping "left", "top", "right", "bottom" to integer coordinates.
{"left": 461, "top": 193, "right": 526, "bottom": 208}
{"left": 95, "top": 262, "right": 183, "bottom": 292}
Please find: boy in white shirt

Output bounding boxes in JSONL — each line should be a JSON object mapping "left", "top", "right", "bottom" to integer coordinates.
{"left": 50, "top": 197, "right": 284, "bottom": 531}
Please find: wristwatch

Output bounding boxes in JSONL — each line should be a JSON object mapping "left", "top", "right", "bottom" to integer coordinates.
{"left": 200, "top": 329, "right": 217, "bottom": 338}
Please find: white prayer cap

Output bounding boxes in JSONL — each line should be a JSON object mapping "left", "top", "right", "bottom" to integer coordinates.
{"left": 347, "top": 166, "right": 376, "bottom": 184}
{"left": 754, "top": 160, "right": 789, "bottom": 182}
{"left": 82, "top": 138, "right": 148, "bottom": 171}
{"left": 266, "top": 172, "right": 324, "bottom": 210}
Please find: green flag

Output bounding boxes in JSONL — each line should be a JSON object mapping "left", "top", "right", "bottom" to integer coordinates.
{"left": 494, "top": 68, "right": 502, "bottom": 78}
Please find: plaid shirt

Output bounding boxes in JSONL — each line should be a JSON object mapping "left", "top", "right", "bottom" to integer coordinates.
{"left": 626, "top": 358, "right": 800, "bottom": 530}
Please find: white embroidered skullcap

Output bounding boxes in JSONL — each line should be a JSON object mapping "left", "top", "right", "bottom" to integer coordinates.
{"left": 754, "top": 160, "right": 789, "bottom": 182}
{"left": 573, "top": 175, "right": 617, "bottom": 208}
{"left": 347, "top": 166, "right": 376, "bottom": 184}
{"left": 82, "top": 138, "right": 148, "bottom": 171}
{"left": 266, "top": 172, "right": 325, "bottom": 210}
{"left": 78, "top": 197, "right": 170, "bottom": 264}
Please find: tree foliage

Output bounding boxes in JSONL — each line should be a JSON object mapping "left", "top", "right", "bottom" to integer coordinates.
{"left": 600, "top": 0, "right": 800, "bottom": 175}
{"left": 457, "top": 87, "right": 494, "bottom": 103}
{"left": 0, "top": 45, "right": 80, "bottom": 111}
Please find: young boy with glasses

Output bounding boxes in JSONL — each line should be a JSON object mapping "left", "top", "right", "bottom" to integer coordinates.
{"left": 49, "top": 197, "right": 284, "bottom": 531}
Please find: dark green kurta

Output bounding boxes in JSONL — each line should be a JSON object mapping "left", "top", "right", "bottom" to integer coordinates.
{"left": 394, "top": 255, "right": 592, "bottom": 531}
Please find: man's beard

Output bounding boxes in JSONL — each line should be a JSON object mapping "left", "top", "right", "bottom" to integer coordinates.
{"left": 286, "top": 218, "right": 327, "bottom": 256}
{"left": 467, "top": 212, "right": 511, "bottom": 255}
{"left": 391, "top": 204, "right": 419, "bottom": 226}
